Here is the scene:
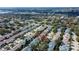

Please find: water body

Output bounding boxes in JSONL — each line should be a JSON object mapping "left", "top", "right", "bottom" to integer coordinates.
{"left": 0, "top": 7, "right": 79, "bottom": 16}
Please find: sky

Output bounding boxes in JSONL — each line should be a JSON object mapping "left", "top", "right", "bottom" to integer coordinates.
{"left": 0, "top": 0, "right": 78, "bottom": 7}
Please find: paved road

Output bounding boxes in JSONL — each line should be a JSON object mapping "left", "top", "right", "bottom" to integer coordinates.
{"left": 0, "top": 24, "right": 40, "bottom": 47}
{"left": 10, "top": 25, "right": 47, "bottom": 51}
{"left": 22, "top": 25, "right": 52, "bottom": 51}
